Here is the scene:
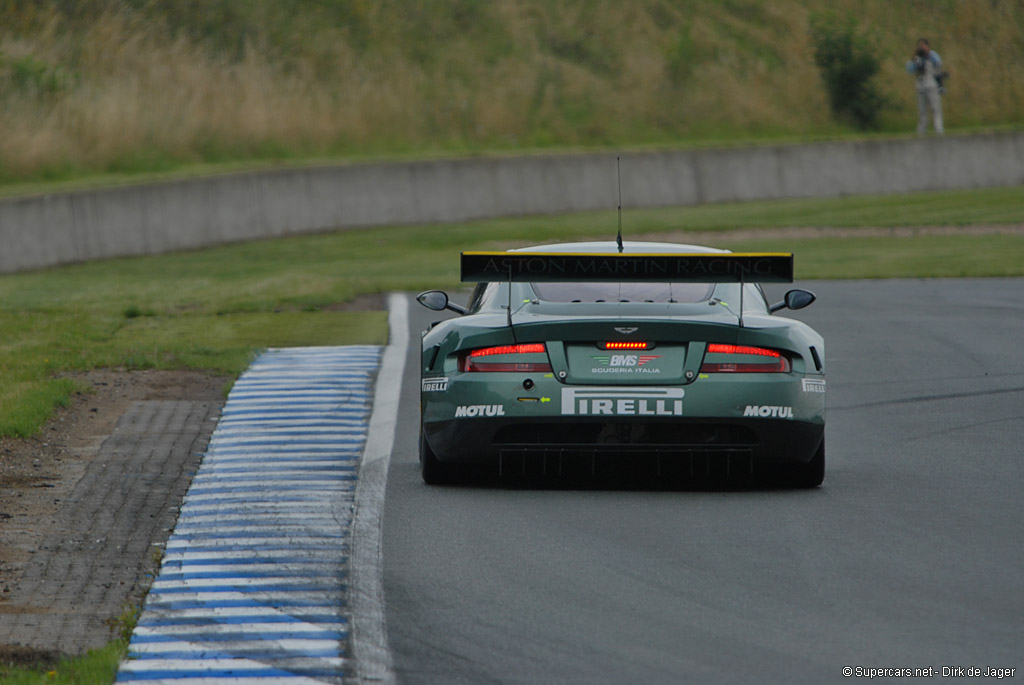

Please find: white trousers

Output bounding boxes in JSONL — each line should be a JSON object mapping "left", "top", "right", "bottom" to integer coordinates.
{"left": 917, "top": 87, "right": 944, "bottom": 135}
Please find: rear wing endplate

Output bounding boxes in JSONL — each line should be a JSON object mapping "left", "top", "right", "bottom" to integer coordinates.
{"left": 461, "top": 251, "right": 794, "bottom": 284}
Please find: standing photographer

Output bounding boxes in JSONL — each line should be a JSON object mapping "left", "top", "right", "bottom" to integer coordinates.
{"left": 906, "top": 38, "right": 945, "bottom": 135}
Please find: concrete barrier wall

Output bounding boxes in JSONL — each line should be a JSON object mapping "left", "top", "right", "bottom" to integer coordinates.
{"left": 1, "top": 132, "right": 1021, "bottom": 273}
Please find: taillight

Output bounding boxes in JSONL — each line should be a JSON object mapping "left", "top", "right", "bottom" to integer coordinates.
{"left": 700, "top": 343, "right": 791, "bottom": 373}
{"left": 460, "top": 343, "right": 552, "bottom": 372}
{"left": 601, "top": 341, "right": 651, "bottom": 350}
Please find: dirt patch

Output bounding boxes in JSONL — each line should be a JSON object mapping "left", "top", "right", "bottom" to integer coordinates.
{"left": 0, "top": 369, "right": 227, "bottom": 667}
{"left": 0, "top": 644, "right": 62, "bottom": 671}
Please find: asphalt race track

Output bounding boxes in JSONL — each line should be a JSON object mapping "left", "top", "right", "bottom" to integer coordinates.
{"left": 381, "top": 280, "right": 1024, "bottom": 684}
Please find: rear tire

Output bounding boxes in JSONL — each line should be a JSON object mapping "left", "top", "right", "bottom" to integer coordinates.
{"left": 420, "top": 431, "right": 457, "bottom": 485}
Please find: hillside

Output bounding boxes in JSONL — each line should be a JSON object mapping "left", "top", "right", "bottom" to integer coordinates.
{"left": 0, "top": 0, "right": 1022, "bottom": 185}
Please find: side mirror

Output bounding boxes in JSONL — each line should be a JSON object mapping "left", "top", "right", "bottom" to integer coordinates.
{"left": 416, "top": 290, "right": 468, "bottom": 315}
{"left": 417, "top": 290, "right": 449, "bottom": 311}
{"left": 769, "top": 289, "right": 816, "bottom": 313}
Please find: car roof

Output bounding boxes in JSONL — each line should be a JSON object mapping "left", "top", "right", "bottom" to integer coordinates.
{"left": 510, "top": 241, "right": 729, "bottom": 255}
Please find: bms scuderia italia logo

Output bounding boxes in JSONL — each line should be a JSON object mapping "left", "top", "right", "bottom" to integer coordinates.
{"left": 591, "top": 353, "right": 661, "bottom": 374}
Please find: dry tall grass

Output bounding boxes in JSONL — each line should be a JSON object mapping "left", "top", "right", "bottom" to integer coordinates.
{"left": 0, "top": 0, "right": 1021, "bottom": 183}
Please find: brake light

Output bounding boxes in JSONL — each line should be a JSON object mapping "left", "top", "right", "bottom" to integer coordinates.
{"left": 701, "top": 343, "right": 791, "bottom": 373}
{"left": 469, "top": 343, "right": 546, "bottom": 357}
{"left": 602, "top": 341, "right": 650, "bottom": 350}
{"left": 460, "top": 343, "right": 552, "bottom": 372}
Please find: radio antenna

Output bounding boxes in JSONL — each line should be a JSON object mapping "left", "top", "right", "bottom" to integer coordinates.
{"left": 616, "top": 156, "right": 624, "bottom": 253}
{"left": 505, "top": 260, "right": 518, "bottom": 344}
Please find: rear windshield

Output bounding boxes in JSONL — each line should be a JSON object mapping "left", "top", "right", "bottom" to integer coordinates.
{"left": 531, "top": 282, "right": 715, "bottom": 303}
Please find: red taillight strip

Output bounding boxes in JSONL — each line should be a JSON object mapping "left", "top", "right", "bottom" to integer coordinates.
{"left": 469, "top": 343, "right": 546, "bottom": 357}
{"left": 461, "top": 343, "right": 552, "bottom": 372}
{"left": 602, "top": 341, "right": 650, "bottom": 350}
{"left": 465, "top": 361, "right": 553, "bottom": 372}
{"left": 706, "top": 343, "right": 781, "bottom": 358}
{"left": 701, "top": 343, "right": 790, "bottom": 373}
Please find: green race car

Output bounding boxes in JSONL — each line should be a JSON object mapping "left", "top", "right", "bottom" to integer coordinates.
{"left": 416, "top": 241, "right": 825, "bottom": 487}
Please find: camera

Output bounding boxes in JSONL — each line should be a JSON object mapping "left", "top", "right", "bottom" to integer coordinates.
{"left": 915, "top": 47, "right": 928, "bottom": 58}
{"left": 912, "top": 52, "right": 927, "bottom": 74}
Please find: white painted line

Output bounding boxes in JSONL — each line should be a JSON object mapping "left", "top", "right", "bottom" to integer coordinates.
{"left": 150, "top": 578, "right": 339, "bottom": 590}
{"left": 183, "top": 486, "right": 354, "bottom": 499}
{"left": 134, "top": 623, "right": 346, "bottom": 637}
{"left": 178, "top": 496, "right": 353, "bottom": 507}
{"left": 175, "top": 512, "right": 343, "bottom": 524}
{"left": 160, "top": 557, "right": 344, "bottom": 565}
{"left": 183, "top": 485, "right": 354, "bottom": 497}
{"left": 164, "top": 538, "right": 345, "bottom": 550}
{"left": 118, "top": 657, "right": 346, "bottom": 683}
{"left": 143, "top": 590, "right": 345, "bottom": 603}
{"left": 192, "top": 466, "right": 357, "bottom": 475}
{"left": 118, "top": 676, "right": 337, "bottom": 685}
{"left": 151, "top": 573, "right": 344, "bottom": 581}
{"left": 350, "top": 292, "right": 406, "bottom": 685}
{"left": 170, "top": 525, "right": 348, "bottom": 536}
{"left": 189, "top": 473, "right": 357, "bottom": 484}
{"left": 177, "top": 498, "right": 347, "bottom": 508}
{"left": 213, "top": 423, "right": 368, "bottom": 433}
{"left": 139, "top": 607, "right": 344, "bottom": 620}
{"left": 210, "top": 430, "right": 368, "bottom": 441}
{"left": 202, "top": 452, "right": 362, "bottom": 462}
{"left": 219, "top": 402, "right": 370, "bottom": 412}
{"left": 130, "top": 639, "right": 343, "bottom": 654}
{"left": 153, "top": 558, "right": 341, "bottom": 571}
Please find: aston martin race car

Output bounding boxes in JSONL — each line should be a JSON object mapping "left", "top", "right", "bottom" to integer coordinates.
{"left": 416, "top": 242, "right": 825, "bottom": 487}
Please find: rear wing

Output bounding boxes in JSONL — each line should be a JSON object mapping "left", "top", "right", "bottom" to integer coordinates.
{"left": 461, "top": 251, "right": 794, "bottom": 284}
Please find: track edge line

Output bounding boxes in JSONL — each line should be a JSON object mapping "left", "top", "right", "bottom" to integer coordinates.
{"left": 351, "top": 292, "right": 408, "bottom": 684}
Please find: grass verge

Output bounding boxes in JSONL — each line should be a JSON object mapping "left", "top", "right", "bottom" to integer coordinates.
{"left": 0, "top": 607, "right": 135, "bottom": 684}
{"left": 0, "top": 642, "right": 124, "bottom": 684}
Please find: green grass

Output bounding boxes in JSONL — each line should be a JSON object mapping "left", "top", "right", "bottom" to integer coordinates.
{"left": 0, "top": 607, "right": 135, "bottom": 684}
{"left": 617, "top": 185, "right": 1024, "bottom": 229}
{"left": 0, "top": 642, "right": 123, "bottom": 684}
{"left": 724, "top": 234, "right": 1024, "bottom": 279}
{"left": 0, "top": 306, "right": 387, "bottom": 437}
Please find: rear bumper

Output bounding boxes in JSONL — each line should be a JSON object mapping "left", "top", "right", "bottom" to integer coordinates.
{"left": 421, "top": 366, "right": 825, "bottom": 477}
{"left": 423, "top": 415, "right": 824, "bottom": 475}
